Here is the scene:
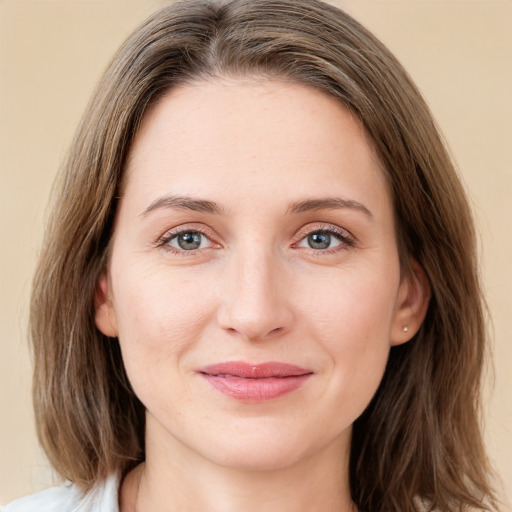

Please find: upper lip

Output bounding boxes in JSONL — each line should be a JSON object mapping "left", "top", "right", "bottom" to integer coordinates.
{"left": 197, "top": 361, "right": 313, "bottom": 379}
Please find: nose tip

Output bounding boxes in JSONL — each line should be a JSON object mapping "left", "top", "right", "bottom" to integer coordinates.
{"left": 221, "top": 313, "right": 287, "bottom": 341}
{"left": 216, "top": 260, "right": 294, "bottom": 341}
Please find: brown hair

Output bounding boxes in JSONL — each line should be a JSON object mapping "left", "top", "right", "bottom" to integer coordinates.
{"left": 30, "top": 0, "right": 497, "bottom": 510}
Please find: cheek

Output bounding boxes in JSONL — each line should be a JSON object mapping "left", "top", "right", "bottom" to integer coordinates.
{"left": 110, "top": 264, "right": 217, "bottom": 391}
{"left": 114, "top": 261, "right": 213, "bottom": 337}
{"left": 301, "top": 263, "right": 398, "bottom": 344}
{"left": 300, "top": 266, "right": 398, "bottom": 406}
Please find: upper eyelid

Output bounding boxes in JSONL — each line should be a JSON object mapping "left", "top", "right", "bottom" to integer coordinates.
{"left": 293, "top": 224, "right": 358, "bottom": 252}
{"left": 156, "top": 224, "right": 217, "bottom": 246}
{"left": 294, "top": 222, "right": 354, "bottom": 240}
{"left": 154, "top": 222, "right": 356, "bottom": 248}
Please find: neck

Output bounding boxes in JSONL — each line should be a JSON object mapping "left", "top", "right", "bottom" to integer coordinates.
{"left": 124, "top": 421, "right": 356, "bottom": 512}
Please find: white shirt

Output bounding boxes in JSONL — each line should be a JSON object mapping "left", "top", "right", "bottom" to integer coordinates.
{"left": 2, "top": 474, "right": 120, "bottom": 512}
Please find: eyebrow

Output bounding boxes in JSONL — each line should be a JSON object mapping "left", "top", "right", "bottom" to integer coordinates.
{"left": 287, "top": 197, "right": 373, "bottom": 218}
{"left": 140, "top": 194, "right": 372, "bottom": 219}
{"left": 140, "top": 195, "right": 224, "bottom": 216}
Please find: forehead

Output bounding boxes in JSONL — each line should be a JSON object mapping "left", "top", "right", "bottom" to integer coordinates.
{"left": 123, "top": 78, "right": 390, "bottom": 215}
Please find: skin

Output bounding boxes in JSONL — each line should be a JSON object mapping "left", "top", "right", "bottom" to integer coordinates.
{"left": 96, "top": 78, "right": 429, "bottom": 512}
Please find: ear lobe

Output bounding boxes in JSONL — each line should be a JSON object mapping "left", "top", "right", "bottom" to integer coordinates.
{"left": 391, "top": 259, "right": 431, "bottom": 346}
{"left": 95, "top": 273, "right": 118, "bottom": 338}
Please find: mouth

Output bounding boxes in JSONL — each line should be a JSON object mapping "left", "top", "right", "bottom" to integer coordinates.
{"left": 197, "top": 361, "right": 313, "bottom": 402}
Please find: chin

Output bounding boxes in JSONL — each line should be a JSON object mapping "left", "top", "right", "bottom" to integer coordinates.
{"left": 210, "top": 442, "right": 309, "bottom": 472}
{"left": 197, "top": 421, "right": 348, "bottom": 473}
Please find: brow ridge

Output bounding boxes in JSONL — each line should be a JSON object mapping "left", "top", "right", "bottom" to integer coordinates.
{"left": 141, "top": 195, "right": 224, "bottom": 216}
{"left": 141, "top": 195, "right": 372, "bottom": 218}
{"left": 287, "top": 197, "right": 373, "bottom": 218}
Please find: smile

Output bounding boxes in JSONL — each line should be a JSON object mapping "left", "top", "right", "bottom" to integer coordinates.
{"left": 197, "top": 361, "right": 314, "bottom": 402}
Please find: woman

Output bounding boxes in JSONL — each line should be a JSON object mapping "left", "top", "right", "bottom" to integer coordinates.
{"left": 4, "top": 0, "right": 499, "bottom": 510}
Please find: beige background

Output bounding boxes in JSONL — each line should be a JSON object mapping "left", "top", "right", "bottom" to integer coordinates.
{"left": 1, "top": 0, "right": 510, "bottom": 506}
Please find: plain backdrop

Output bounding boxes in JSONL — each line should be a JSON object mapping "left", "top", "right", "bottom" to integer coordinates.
{"left": 1, "top": 0, "right": 510, "bottom": 506}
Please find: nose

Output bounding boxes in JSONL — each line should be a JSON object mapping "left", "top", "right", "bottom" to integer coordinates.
{"left": 217, "top": 249, "right": 295, "bottom": 341}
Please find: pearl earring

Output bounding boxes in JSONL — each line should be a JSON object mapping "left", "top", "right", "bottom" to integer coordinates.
{"left": 402, "top": 325, "right": 409, "bottom": 332}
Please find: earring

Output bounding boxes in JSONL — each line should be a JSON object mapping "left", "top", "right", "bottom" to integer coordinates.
{"left": 402, "top": 325, "right": 409, "bottom": 332}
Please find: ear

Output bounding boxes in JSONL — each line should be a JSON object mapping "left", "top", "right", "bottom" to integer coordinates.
{"left": 390, "top": 259, "right": 430, "bottom": 346}
{"left": 94, "top": 273, "right": 118, "bottom": 337}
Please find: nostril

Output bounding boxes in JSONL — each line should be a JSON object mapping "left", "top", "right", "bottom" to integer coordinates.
{"left": 216, "top": 281, "right": 295, "bottom": 341}
{"left": 221, "top": 322, "right": 286, "bottom": 341}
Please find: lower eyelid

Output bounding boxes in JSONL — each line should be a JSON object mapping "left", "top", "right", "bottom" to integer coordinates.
{"left": 296, "top": 236, "right": 344, "bottom": 250}
{"left": 168, "top": 231, "right": 213, "bottom": 248}
{"left": 156, "top": 225, "right": 216, "bottom": 246}
{"left": 155, "top": 225, "right": 355, "bottom": 254}
{"left": 169, "top": 232, "right": 209, "bottom": 248}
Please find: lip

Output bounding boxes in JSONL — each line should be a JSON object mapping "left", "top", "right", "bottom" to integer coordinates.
{"left": 197, "top": 361, "right": 313, "bottom": 402}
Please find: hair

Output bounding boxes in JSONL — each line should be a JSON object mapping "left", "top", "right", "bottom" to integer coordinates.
{"left": 30, "top": 0, "right": 497, "bottom": 510}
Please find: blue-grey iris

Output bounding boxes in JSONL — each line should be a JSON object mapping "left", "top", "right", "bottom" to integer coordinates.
{"left": 308, "top": 232, "right": 331, "bottom": 249}
{"left": 178, "top": 232, "right": 202, "bottom": 250}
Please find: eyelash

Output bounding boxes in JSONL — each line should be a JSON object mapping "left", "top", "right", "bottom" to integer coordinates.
{"left": 156, "top": 226, "right": 218, "bottom": 256}
{"left": 293, "top": 224, "right": 356, "bottom": 255}
{"left": 155, "top": 224, "right": 357, "bottom": 256}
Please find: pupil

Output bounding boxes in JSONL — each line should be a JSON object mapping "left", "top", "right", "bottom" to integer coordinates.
{"left": 178, "top": 232, "right": 201, "bottom": 250}
{"left": 308, "top": 232, "right": 330, "bottom": 249}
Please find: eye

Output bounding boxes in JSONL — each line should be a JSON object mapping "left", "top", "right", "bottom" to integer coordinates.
{"left": 305, "top": 231, "right": 339, "bottom": 250}
{"left": 295, "top": 227, "right": 354, "bottom": 252}
{"left": 163, "top": 230, "right": 213, "bottom": 252}
{"left": 297, "top": 230, "right": 342, "bottom": 250}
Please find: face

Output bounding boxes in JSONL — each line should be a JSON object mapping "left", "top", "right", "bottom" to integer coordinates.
{"left": 96, "top": 79, "right": 427, "bottom": 472}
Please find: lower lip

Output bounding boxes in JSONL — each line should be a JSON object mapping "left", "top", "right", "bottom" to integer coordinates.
{"left": 200, "top": 374, "right": 312, "bottom": 401}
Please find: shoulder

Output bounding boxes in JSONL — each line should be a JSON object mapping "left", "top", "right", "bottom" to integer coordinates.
{"left": 2, "top": 483, "right": 80, "bottom": 512}
{"left": 2, "top": 474, "right": 120, "bottom": 512}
